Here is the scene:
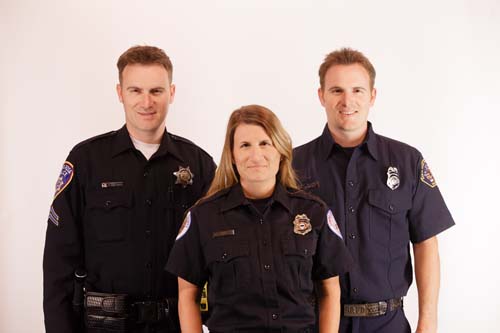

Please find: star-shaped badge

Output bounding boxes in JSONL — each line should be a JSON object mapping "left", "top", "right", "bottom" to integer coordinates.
{"left": 173, "top": 166, "right": 194, "bottom": 188}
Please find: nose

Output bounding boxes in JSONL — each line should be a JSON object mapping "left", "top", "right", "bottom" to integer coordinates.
{"left": 249, "top": 146, "right": 264, "bottom": 161}
{"left": 141, "top": 94, "right": 152, "bottom": 108}
{"left": 339, "top": 92, "right": 355, "bottom": 107}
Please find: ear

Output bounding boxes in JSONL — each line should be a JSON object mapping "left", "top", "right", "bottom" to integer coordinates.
{"left": 169, "top": 84, "right": 176, "bottom": 104}
{"left": 116, "top": 84, "right": 124, "bottom": 103}
{"left": 318, "top": 87, "right": 326, "bottom": 107}
{"left": 369, "top": 87, "right": 377, "bottom": 107}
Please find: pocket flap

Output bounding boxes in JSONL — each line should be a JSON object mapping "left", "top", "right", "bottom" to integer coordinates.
{"left": 206, "top": 240, "right": 249, "bottom": 263}
{"left": 87, "top": 191, "right": 133, "bottom": 210}
{"left": 368, "top": 189, "right": 411, "bottom": 214}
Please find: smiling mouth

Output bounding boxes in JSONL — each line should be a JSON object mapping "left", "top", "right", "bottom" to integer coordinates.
{"left": 339, "top": 110, "right": 357, "bottom": 115}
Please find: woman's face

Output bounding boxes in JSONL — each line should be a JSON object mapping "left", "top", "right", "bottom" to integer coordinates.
{"left": 232, "top": 123, "right": 281, "bottom": 190}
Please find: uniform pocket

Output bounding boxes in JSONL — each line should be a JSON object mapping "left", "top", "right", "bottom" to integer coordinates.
{"left": 85, "top": 191, "right": 133, "bottom": 242}
{"left": 368, "top": 189, "right": 412, "bottom": 248}
{"left": 282, "top": 235, "right": 317, "bottom": 291}
{"left": 205, "top": 239, "right": 250, "bottom": 296}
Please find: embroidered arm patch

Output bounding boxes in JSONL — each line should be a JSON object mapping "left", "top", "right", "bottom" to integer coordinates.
{"left": 420, "top": 159, "right": 437, "bottom": 188}
{"left": 327, "top": 210, "right": 343, "bottom": 239}
{"left": 54, "top": 161, "right": 74, "bottom": 199}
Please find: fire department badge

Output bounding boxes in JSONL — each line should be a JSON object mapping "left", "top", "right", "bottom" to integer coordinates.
{"left": 173, "top": 166, "right": 194, "bottom": 188}
{"left": 420, "top": 159, "right": 437, "bottom": 188}
{"left": 176, "top": 211, "right": 192, "bottom": 241}
{"left": 327, "top": 210, "right": 343, "bottom": 239}
{"left": 293, "top": 214, "right": 312, "bottom": 235}
{"left": 54, "top": 161, "right": 74, "bottom": 199}
{"left": 386, "top": 166, "right": 400, "bottom": 191}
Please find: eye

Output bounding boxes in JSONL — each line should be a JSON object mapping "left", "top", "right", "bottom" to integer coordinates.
{"left": 260, "top": 140, "right": 272, "bottom": 147}
{"left": 353, "top": 88, "right": 364, "bottom": 94}
{"left": 239, "top": 142, "right": 250, "bottom": 148}
{"left": 129, "top": 88, "right": 141, "bottom": 94}
{"left": 151, "top": 89, "right": 164, "bottom": 96}
{"left": 330, "top": 88, "right": 343, "bottom": 95}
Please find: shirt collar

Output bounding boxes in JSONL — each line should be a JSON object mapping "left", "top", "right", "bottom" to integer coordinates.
{"left": 111, "top": 125, "right": 185, "bottom": 163}
{"left": 319, "top": 121, "right": 379, "bottom": 161}
{"left": 221, "top": 182, "right": 292, "bottom": 214}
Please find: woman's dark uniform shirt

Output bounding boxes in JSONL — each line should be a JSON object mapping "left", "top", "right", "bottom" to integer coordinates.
{"left": 43, "top": 125, "right": 216, "bottom": 332}
{"left": 292, "top": 123, "right": 455, "bottom": 332}
{"left": 166, "top": 183, "right": 352, "bottom": 332}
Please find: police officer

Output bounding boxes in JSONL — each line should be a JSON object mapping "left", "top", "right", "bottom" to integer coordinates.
{"left": 293, "top": 48, "right": 455, "bottom": 333}
{"left": 167, "top": 105, "right": 353, "bottom": 333}
{"left": 43, "top": 45, "right": 216, "bottom": 333}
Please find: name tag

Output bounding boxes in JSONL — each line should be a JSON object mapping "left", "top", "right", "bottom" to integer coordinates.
{"left": 101, "top": 181, "right": 125, "bottom": 188}
{"left": 212, "top": 229, "right": 236, "bottom": 238}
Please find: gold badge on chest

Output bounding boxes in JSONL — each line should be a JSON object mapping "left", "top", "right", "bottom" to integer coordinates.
{"left": 293, "top": 214, "right": 312, "bottom": 235}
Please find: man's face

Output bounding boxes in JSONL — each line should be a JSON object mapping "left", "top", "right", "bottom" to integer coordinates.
{"left": 318, "top": 64, "right": 376, "bottom": 138}
{"left": 117, "top": 64, "right": 175, "bottom": 142}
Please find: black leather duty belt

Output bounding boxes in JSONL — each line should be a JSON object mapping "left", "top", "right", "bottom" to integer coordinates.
{"left": 343, "top": 298, "right": 403, "bottom": 317}
{"left": 84, "top": 291, "right": 178, "bottom": 330}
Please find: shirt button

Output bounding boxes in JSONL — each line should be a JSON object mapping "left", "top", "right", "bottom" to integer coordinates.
{"left": 222, "top": 253, "right": 228, "bottom": 260}
{"left": 105, "top": 200, "right": 111, "bottom": 207}
{"left": 264, "top": 264, "right": 271, "bottom": 270}
{"left": 259, "top": 219, "right": 264, "bottom": 224}
{"left": 272, "top": 313, "right": 278, "bottom": 320}
{"left": 146, "top": 262, "right": 152, "bottom": 269}
{"left": 349, "top": 234, "right": 356, "bottom": 239}
{"left": 353, "top": 287, "right": 358, "bottom": 293}
{"left": 348, "top": 206, "right": 355, "bottom": 213}
{"left": 348, "top": 180, "right": 355, "bottom": 187}
{"left": 143, "top": 171, "right": 149, "bottom": 177}
{"left": 145, "top": 230, "right": 151, "bottom": 238}
{"left": 146, "top": 199, "right": 152, "bottom": 206}
{"left": 263, "top": 240, "right": 267, "bottom": 246}
{"left": 389, "top": 204, "right": 394, "bottom": 211}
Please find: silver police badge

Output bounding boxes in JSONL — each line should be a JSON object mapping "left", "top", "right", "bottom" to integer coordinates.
{"left": 293, "top": 214, "right": 312, "bottom": 235}
{"left": 386, "top": 166, "right": 400, "bottom": 190}
{"left": 173, "top": 166, "right": 194, "bottom": 188}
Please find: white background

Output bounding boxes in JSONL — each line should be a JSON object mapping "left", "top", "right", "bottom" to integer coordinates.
{"left": 1, "top": 0, "right": 499, "bottom": 332}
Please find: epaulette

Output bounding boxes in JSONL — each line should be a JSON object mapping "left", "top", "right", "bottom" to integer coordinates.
{"left": 195, "top": 187, "right": 232, "bottom": 207}
{"left": 168, "top": 132, "right": 213, "bottom": 159}
{"left": 72, "top": 130, "right": 117, "bottom": 151}
{"left": 289, "top": 189, "right": 327, "bottom": 207}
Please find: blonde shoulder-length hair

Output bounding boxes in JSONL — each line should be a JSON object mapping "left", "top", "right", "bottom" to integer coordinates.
{"left": 205, "top": 104, "right": 298, "bottom": 198}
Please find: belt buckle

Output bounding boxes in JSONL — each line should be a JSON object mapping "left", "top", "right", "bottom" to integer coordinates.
{"left": 377, "top": 301, "right": 388, "bottom": 316}
{"left": 135, "top": 301, "right": 159, "bottom": 323}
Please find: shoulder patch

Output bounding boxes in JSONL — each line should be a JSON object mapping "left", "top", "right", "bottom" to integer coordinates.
{"left": 420, "top": 159, "right": 437, "bottom": 188}
{"left": 54, "top": 161, "right": 74, "bottom": 199}
{"left": 176, "top": 211, "right": 192, "bottom": 241}
{"left": 327, "top": 210, "right": 343, "bottom": 239}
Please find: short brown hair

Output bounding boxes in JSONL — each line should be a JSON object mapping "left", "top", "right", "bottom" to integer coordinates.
{"left": 319, "top": 48, "right": 376, "bottom": 90}
{"left": 205, "top": 105, "right": 298, "bottom": 198}
{"left": 117, "top": 45, "right": 173, "bottom": 83}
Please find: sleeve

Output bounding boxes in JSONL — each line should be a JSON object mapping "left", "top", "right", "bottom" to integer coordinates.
{"left": 166, "top": 209, "right": 207, "bottom": 287}
{"left": 408, "top": 156, "right": 455, "bottom": 243}
{"left": 43, "top": 152, "right": 84, "bottom": 332}
{"left": 199, "top": 153, "right": 216, "bottom": 195}
{"left": 312, "top": 208, "right": 353, "bottom": 280}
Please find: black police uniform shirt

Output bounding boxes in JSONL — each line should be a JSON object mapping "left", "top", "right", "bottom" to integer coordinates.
{"left": 166, "top": 182, "right": 353, "bottom": 332}
{"left": 293, "top": 123, "right": 455, "bottom": 305}
{"left": 43, "top": 125, "right": 216, "bottom": 332}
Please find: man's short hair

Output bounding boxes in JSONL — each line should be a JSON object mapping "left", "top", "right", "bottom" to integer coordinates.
{"left": 117, "top": 45, "right": 173, "bottom": 83}
{"left": 319, "top": 48, "right": 376, "bottom": 90}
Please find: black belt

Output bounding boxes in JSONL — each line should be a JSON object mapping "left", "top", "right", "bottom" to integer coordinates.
{"left": 84, "top": 291, "right": 179, "bottom": 331}
{"left": 343, "top": 298, "right": 403, "bottom": 317}
{"left": 211, "top": 327, "right": 313, "bottom": 333}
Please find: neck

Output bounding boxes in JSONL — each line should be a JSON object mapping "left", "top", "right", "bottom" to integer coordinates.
{"left": 241, "top": 180, "right": 275, "bottom": 199}
{"left": 126, "top": 125, "right": 164, "bottom": 144}
{"left": 328, "top": 124, "right": 367, "bottom": 148}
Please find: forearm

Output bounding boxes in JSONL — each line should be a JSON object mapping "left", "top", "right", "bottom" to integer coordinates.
{"left": 413, "top": 236, "right": 440, "bottom": 333}
{"left": 317, "top": 276, "right": 341, "bottom": 333}
{"left": 178, "top": 278, "right": 203, "bottom": 333}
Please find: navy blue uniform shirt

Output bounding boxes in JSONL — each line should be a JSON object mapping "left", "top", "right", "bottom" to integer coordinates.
{"left": 293, "top": 123, "right": 454, "bottom": 314}
{"left": 43, "top": 125, "right": 216, "bottom": 333}
{"left": 167, "top": 183, "right": 353, "bottom": 332}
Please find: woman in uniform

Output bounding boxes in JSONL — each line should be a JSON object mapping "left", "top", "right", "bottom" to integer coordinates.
{"left": 167, "top": 105, "right": 352, "bottom": 333}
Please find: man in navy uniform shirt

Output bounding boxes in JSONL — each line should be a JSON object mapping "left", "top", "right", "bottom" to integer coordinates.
{"left": 293, "top": 48, "right": 454, "bottom": 333}
{"left": 43, "top": 45, "right": 216, "bottom": 332}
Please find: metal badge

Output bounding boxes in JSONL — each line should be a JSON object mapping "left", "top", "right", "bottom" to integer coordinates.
{"left": 173, "top": 166, "right": 194, "bottom": 188}
{"left": 386, "top": 166, "right": 400, "bottom": 190}
{"left": 293, "top": 214, "right": 312, "bottom": 235}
